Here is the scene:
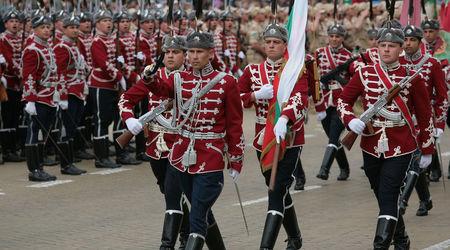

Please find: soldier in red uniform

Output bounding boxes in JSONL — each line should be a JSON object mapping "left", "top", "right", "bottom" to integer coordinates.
{"left": 111, "top": 9, "right": 141, "bottom": 166}
{"left": 214, "top": 10, "right": 243, "bottom": 76}
{"left": 22, "top": 14, "right": 61, "bottom": 181}
{"left": 315, "top": 23, "right": 352, "bottom": 181}
{"left": 0, "top": 8, "right": 26, "bottom": 163}
{"left": 204, "top": 10, "right": 219, "bottom": 33}
{"left": 119, "top": 35, "right": 190, "bottom": 250}
{"left": 337, "top": 24, "right": 435, "bottom": 249}
{"left": 137, "top": 31, "right": 244, "bottom": 249}
{"left": 398, "top": 25, "right": 448, "bottom": 216}
{"left": 350, "top": 28, "right": 380, "bottom": 75}
{"left": 52, "top": 10, "right": 67, "bottom": 45}
{"left": 238, "top": 23, "right": 322, "bottom": 250}
{"left": 73, "top": 11, "right": 96, "bottom": 161}
{"left": 53, "top": 14, "right": 89, "bottom": 175}
{"left": 88, "top": 9, "right": 125, "bottom": 169}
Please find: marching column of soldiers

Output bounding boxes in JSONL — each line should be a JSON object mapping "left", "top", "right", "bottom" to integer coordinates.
{"left": 0, "top": 1, "right": 450, "bottom": 249}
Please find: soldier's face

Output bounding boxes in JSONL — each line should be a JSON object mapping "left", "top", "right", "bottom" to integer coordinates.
{"left": 224, "top": 19, "right": 233, "bottom": 31}
{"left": 164, "top": 49, "right": 185, "bottom": 71}
{"left": 378, "top": 41, "right": 402, "bottom": 64}
{"left": 367, "top": 38, "right": 377, "bottom": 48}
{"left": 141, "top": 21, "right": 154, "bottom": 33}
{"left": 403, "top": 37, "right": 421, "bottom": 55}
{"left": 118, "top": 19, "right": 131, "bottom": 33}
{"left": 96, "top": 18, "right": 113, "bottom": 34}
{"left": 55, "top": 20, "right": 64, "bottom": 31}
{"left": 34, "top": 24, "right": 52, "bottom": 40}
{"left": 208, "top": 19, "right": 218, "bottom": 29}
{"left": 264, "top": 38, "right": 287, "bottom": 61}
{"left": 188, "top": 48, "right": 213, "bottom": 70}
{"left": 5, "top": 18, "right": 20, "bottom": 33}
{"left": 79, "top": 21, "right": 92, "bottom": 33}
{"left": 64, "top": 25, "right": 79, "bottom": 39}
{"left": 423, "top": 29, "right": 438, "bottom": 43}
{"left": 328, "top": 34, "right": 344, "bottom": 48}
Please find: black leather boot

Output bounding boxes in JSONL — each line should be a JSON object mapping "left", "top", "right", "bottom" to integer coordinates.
{"left": 283, "top": 206, "right": 302, "bottom": 250}
{"left": 335, "top": 147, "right": 350, "bottom": 181}
{"left": 294, "top": 160, "right": 305, "bottom": 191}
{"left": 18, "top": 126, "right": 27, "bottom": 158}
{"left": 60, "top": 141, "right": 86, "bottom": 175}
{"left": 399, "top": 171, "right": 419, "bottom": 215}
{"left": 94, "top": 139, "right": 121, "bottom": 168}
{"left": 74, "top": 129, "right": 95, "bottom": 160}
{"left": 392, "top": 215, "right": 410, "bottom": 250}
{"left": 416, "top": 199, "right": 433, "bottom": 216}
{"left": 68, "top": 140, "right": 87, "bottom": 174}
{"left": 38, "top": 143, "right": 58, "bottom": 167}
{"left": 3, "top": 130, "right": 25, "bottom": 162}
{"left": 179, "top": 202, "right": 190, "bottom": 250}
{"left": 27, "top": 145, "right": 57, "bottom": 182}
{"left": 373, "top": 217, "right": 397, "bottom": 250}
{"left": 114, "top": 134, "right": 141, "bottom": 165}
{"left": 160, "top": 212, "right": 183, "bottom": 250}
{"left": 415, "top": 171, "right": 432, "bottom": 216}
{"left": 260, "top": 211, "right": 284, "bottom": 250}
{"left": 184, "top": 234, "right": 204, "bottom": 250}
{"left": 429, "top": 153, "right": 441, "bottom": 182}
{"left": 205, "top": 223, "right": 226, "bottom": 250}
{"left": 316, "top": 146, "right": 337, "bottom": 180}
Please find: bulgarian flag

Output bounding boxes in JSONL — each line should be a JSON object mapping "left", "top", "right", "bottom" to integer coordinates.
{"left": 260, "top": 0, "right": 308, "bottom": 172}
{"left": 435, "top": 0, "right": 450, "bottom": 64}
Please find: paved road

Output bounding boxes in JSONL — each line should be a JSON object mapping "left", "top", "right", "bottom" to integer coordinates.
{"left": 0, "top": 109, "right": 449, "bottom": 249}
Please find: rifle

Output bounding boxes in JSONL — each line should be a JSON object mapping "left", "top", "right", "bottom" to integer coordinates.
{"left": 134, "top": 1, "right": 142, "bottom": 73}
{"left": 221, "top": 19, "right": 230, "bottom": 69}
{"left": 320, "top": 54, "right": 359, "bottom": 90}
{"left": 341, "top": 68, "right": 423, "bottom": 150}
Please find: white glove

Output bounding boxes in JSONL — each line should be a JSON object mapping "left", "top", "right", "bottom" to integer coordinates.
{"left": 1, "top": 76, "right": 6, "bottom": 87}
{"left": 24, "top": 102, "right": 37, "bottom": 115}
{"left": 254, "top": 84, "right": 274, "bottom": 100}
{"left": 238, "top": 51, "right": 246, "bottom": 59}
{"left": 228, "top": 168, "right": 240, "bottom": 183}
{"left": 236, "top": 69, "right": 243, "bottom": 77}
{"left": 316, "top": 111, "right": 327, "bottom": 121}
{"left": 136, "top": 52, "right": 145, "bottom": 61}
{"left": 125, "top": 118, "right": 143, "bottom": 135}
{"left": 419, "top": 154, "right": 432, "bottom": 169}
{"left": 348, "top": 118, "right": 365, "bottom": 135}
{"left": 59, "top": 100, "right": 68, "bottom": 110}
{"left": 224, "top": 49, "right": 231, "bottom": 57}
{"left": 143, "top": 64, "right": 156, "bottom": 80}
{"left": 119, "top": 77, "right": 127, "bottom": 90}
{"left": 116, "top": 55, "right": 125, "bottom": 65}
{"left": 0, "top": 54, "right": 5, "bottom": 64}
{"left": 434, "top": 128, "right": 444, "bottom": 143}
{"left": 274, "top": 116, "right": 289, "bottom": 143}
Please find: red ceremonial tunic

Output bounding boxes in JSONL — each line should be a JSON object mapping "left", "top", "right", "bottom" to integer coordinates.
{"left": 0, "top": 30, "right": 22, "bottom": 91}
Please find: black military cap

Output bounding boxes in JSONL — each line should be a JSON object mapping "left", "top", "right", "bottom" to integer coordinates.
{"left": 173, "top": 9, "right": 187, "bottom": 21}
{"left": 63, "top": 14, "right": 80, "bottom": 27}
{"left": 139, "top": 10, "right": 154, "bottom": 23}
{"left": 219, "top": 10, "right": 234, "bottom": 21}
{"left": 377, "top": 26, "right": 405, "bottom": 45}
{"left": 403, "top": 25, "right": 423, "bottom": 39}
{"left": 327, "top": 23, "right": 346, "bottom": 37}
{"left": 162, "top": 35, "right": 187, "bottom": 52}
{"left": 263, "top": 22, "right": 288, "bottom": 42}
{"left": 113, "top": 10, "right": 131, "bottom": 22}
{"left": 52, "top": 10, "right": 67, "bottom": 22}
{"left": 421, "top": 18, "right": 440, "bottom": 30}
{"left": 79, "top": 12, "right": 92, "bottom": 22}
{"left": 367, "top": 28, "right": 378, "bottom": 39}
{"left": 204, "top": 10, "right": 218, "bottom": 21}
{"left": 31, "top": 14, "right": 52, "bottom": 28}
{"left": 94, "top": 9, "right": 113, "bottom": 23}
{"left": 2, "top": 7, "right": 20, "bottom": 22}
{"left": 186, "top": 31, "right": 215, "bottom": 49}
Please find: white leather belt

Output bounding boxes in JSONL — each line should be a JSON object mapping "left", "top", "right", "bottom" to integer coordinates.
{"left": 180, "top": 130, "right": 225, "bottom": 140}
{"left": 372, "top": 119, "right": 406, "bottom": 128}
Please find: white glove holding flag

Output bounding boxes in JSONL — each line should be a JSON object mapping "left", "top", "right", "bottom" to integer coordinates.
{"left": 316, "top": 111, "right": 327, "bottom": 121}
{"left": 119, "top": 77, "right": 127, "bottom": 90}
{"left": 125, "top": 118, "right": 143, "bottom": 135}
{"left": 274, "top": 116, "right": 289, "bottom": 143}
{"left": 116, "top": 56, "right": 125, "bottom": 65}
{"left": 238, "top": 51, "right": 246, "bottom": 59}
{"left": 59, "top": 100, "right": 68, "bottom": 110}
{"left": 419, "top": 154, "right": 432, "bottom": 169}
{"left": 25, "top": 102, "right": 37, "bottom": 115}
{"left": 349, "top": 118, "right": 365, "bottom": 135}
{"left": 254, "top": 84, "right": 273, "bottom": 100}
{"left": 136, "top": 52, "right": 145, "bottom": 61}
{"left": 228, "top": 168, "right": 240, "bottom": 183}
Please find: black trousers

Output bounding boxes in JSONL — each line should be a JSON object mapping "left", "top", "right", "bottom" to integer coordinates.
{"left": 25, "top": 103, "right": 56, "bottom": 145}
{"left": 60, "top": 95, "right": 85, "bottom": 142}
{"left": 89, "top": 87, "right": 120, "bottom": 139}
{"left": 1, "top": 89, "right": 22, "bottom": 132}
{"left": 149, "top": 158, "right": 184, "bottom": 211}
{"left": 363, "top": 152, "right": 412, "bottom": 217}
{"left": 321, "top": 107, "right": 345, "bottom": 146}
{"left": 257, "top": 147, "right": 302, "bottom": 213}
